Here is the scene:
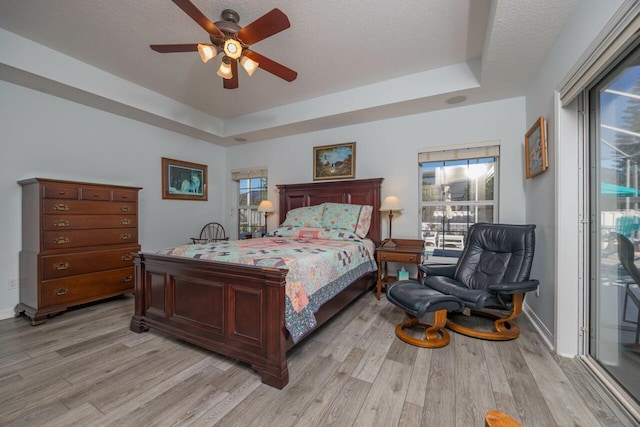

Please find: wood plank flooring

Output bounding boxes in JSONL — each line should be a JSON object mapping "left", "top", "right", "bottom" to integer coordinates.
{"left": 0, "top": 293, "right": 636, "bottom": 426}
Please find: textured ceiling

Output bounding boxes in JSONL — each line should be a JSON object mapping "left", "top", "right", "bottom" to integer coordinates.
{"left": 0, "top": 0, "right": 578, "bottom": 145}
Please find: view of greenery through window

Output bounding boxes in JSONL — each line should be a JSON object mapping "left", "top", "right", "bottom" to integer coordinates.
{"left": 238, "top": 177, "right": 267, "bottom": 238}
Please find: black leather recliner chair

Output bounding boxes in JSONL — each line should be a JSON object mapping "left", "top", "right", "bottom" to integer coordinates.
{"left": 387, "top": 223, "right": 539, "bottom": 345}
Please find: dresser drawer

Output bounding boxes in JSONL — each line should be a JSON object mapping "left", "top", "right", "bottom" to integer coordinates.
{"left": 113, "top": 189, "right": 138, "bottom": 202}
{"left": 41, "top": 246, "right": 140, "bottom": 280}
{"left": 43, "top": 199, "right": 136, "bottom": 215}
{"left": 80, "top": 187, "right": 111, "bottom": 201}
{"left": 43, "top": 228, "right": 138, "bottom": 250}
{"left": 41, "top": 267, "right": 134, "bottom": 307}
{"left": 43, "top": 214, "right": 137, "bottom": 230}
{"left": 377, "top": 252, "right": 421, "bottom": 263}
{"left": 43, "top": 184, "right": 79, "bottom": 200}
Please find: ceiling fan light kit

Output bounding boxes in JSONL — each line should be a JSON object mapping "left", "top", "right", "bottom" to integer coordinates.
{"left": 150, "top": 0, "right": 297, "bottom": 89}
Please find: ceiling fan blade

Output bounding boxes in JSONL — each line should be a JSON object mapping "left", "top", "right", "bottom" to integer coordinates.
{"left": 224, "top": 60, "right": 239, "bottom": 89}
{"left": 171, "top": 0, "right": 223, "bottom": 38}
{"left": 150, "top": 43, "right": 199, "bottom": 53}
{"left": 236, "top": 9, "right": 290, "bottom": 45}
{"left": 244, "top": 50, "right": 297, "bottom": 82}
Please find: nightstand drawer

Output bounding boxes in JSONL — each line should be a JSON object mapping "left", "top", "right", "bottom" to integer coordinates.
{"left": 377, "top": 252, "right": 421, "bottom": 263}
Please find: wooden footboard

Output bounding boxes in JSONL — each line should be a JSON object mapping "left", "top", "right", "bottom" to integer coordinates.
{"left": 129, "top": 252, "right": 291, "bottom": 388}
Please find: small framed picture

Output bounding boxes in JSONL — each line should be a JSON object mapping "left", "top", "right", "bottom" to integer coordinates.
{"left": 313, "top": 142, "right": 356, "bottom": 180}
{"left": 525, "top": 116, "right": 548, "bottom": 178}
{"left": 162, "top": 157, "right": 208, "bottom": 201}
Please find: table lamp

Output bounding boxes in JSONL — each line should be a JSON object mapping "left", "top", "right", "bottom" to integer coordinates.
{"left": 258, "top": 200, "right": 275, "bottom": 235}
{"left": 380, "top": 196, "right": 403, "bottom": 248}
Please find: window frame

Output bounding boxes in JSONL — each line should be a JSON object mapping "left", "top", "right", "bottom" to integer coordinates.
{"left": 418, "top": 143, "right": 500, "bottom": 253}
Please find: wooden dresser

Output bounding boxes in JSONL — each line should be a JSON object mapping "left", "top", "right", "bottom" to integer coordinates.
{"left": 16, "top": 178, "right": 141, "bottom": 325}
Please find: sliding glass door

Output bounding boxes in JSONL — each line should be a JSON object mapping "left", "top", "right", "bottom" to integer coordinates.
{"left": 589, "top": 42, "right": 640, "bottom": 406}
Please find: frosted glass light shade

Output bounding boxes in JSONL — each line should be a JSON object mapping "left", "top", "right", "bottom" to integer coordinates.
{"left": 197, "top": 44, "right": 217, "bottom": 63}
{"left": 224, "top": 39, "right": 242, "bottom": 59}
{"left": 217, "top": 60, "right": 233, "bottom": 79}
{"left": 240, "top": 56, "right": 259, "bottom": 76}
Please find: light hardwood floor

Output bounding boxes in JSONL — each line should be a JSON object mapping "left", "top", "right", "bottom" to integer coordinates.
{"left": 0, "top": 292, "right": 636, "bottom": 426}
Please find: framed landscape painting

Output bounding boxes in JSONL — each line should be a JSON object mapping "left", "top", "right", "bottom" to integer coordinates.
{"left": 313, "top": 142, "right": 356, "bottom": 180}
{"left": 525, "top": 116, "right": 548, "bottom": 178}
{"left": 162, "top": 157, "right": 208, "bottom": 201}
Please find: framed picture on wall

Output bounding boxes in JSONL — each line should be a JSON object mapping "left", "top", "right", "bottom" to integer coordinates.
{"left": 162, "top": 157, "right": 208, "bottom": 200}
{"left": 313, "top": 142, "right": 356, "bottom": 180}
{"left": 525, "top": 116, "right": 548, "bottom": 178}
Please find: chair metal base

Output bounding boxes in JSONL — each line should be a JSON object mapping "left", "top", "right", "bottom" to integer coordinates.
{"left": 395, "top": 309, "right": 450, "bottom": 348}
{"left": 446, "top": 294, "right": 524, "bottom": 341}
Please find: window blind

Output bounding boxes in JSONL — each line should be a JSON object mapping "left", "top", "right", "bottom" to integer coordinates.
{"left": 418, "top": 144, "right": 500, "bottom": 163}
{"left": 231, "top": 167, "right": 268, "bottom": 181}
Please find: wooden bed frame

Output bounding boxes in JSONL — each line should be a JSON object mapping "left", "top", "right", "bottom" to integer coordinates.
{"left": 130, "top": 178, "right": 383, "bottom": 389}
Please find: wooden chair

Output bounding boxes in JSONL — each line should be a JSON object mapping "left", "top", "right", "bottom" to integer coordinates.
{"left": 190, "top": 222, "right": 228, "bottom": 244}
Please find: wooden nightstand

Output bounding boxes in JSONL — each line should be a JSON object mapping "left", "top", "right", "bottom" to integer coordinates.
{"left": 376, "top": 239, "right": 424, "bottom": 300}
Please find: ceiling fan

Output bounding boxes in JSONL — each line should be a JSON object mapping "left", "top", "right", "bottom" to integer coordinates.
{"left": 150, "top": 0, "right": 297, "bottom": 89}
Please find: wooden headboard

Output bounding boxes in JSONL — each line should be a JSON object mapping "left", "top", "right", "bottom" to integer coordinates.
{"left": 276, "top": 178, "right": 384, "bottom": 247}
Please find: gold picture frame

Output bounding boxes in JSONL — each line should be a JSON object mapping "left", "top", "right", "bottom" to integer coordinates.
{"left": 525, "top": 116, "right": 548, "bottom": 178}
{"left": 162, "top": 157, "right": 208, "bottom": 201}
{"left": 313, "top": 142, "right": 356, "bottom": 180}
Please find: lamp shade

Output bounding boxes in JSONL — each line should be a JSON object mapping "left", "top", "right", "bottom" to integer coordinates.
{"left": 258, "top": 200, "right": 274, "bottom": 213}
{"left": 380, "top": 196, "right": 402, "bottom": 212}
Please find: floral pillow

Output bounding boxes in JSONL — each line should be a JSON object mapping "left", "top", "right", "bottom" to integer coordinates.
{"left": 271, "top": 226, "right": 361, "bottom": 241}
{"left": 321, "top": 203, "right": 373, "bottom": 238}
{"left": 281, "top": 204, "right": 325, "bottom": 228}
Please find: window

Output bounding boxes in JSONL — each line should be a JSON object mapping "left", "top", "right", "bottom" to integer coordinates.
{"left": 588, "top": 41, "right": 640, "bottom": 407}
{"left": 232, "top": 168, "right": 268, "bottom": 239}
{"left": 419, "top": 144, "right": 499, "bottom": 252}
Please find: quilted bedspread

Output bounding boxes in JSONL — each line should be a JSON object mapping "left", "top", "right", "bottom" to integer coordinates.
{"left": 157, "top": 237, "right": 377, "bottom": 342}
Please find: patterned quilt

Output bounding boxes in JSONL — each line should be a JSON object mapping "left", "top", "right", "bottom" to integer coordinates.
{"left": 157, "top": 237, "right": 377, "bottom": 342}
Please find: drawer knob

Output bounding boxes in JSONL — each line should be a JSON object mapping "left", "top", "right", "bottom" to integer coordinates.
{"left": 122, "top": 275, "right": 133, "bottom": 282}
{"left": 120, "top": 233, "right": 131, "bottom": 240}
{"left": 121, "top": 254, "right": 133, "bottom": 261}
{"left": 120, "top": 218, "right": 131, "bottom": 225}
{"left": 53, "top": 262, "right": 69, "bottom": 270}
{"left": 120, "top": 206, "right": 130, "bottom": 212}
{"left": 53, "top": 219, "right": 70, "bottom": 227}
{"left": 58, "top": 191, "right": 65, "bottom": 195}
{"left": 54, "top": 237, "right": 70, "bottom": 245}
{"left": 54, "top": 287, "right": 69, "bottom": 296}
{"left": 53, "top": 204, "right": 70, "bottom": 211}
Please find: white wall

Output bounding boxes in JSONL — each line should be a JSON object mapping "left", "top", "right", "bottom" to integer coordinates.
{"left": 525, "top": 0, "right": 626, "bottom": 355}
{"left": 0, "top": 81, "right": 227, "bottom": 319}
{"left": 226, "top": 97, "right": 527, "bottom": 244}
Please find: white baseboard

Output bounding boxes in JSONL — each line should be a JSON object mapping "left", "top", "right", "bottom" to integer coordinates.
{"left": 523, "top": 302, "right": 554, "bottom": 351}
{"left": 0, "top": 307, "right": 16, "bottom": 321}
